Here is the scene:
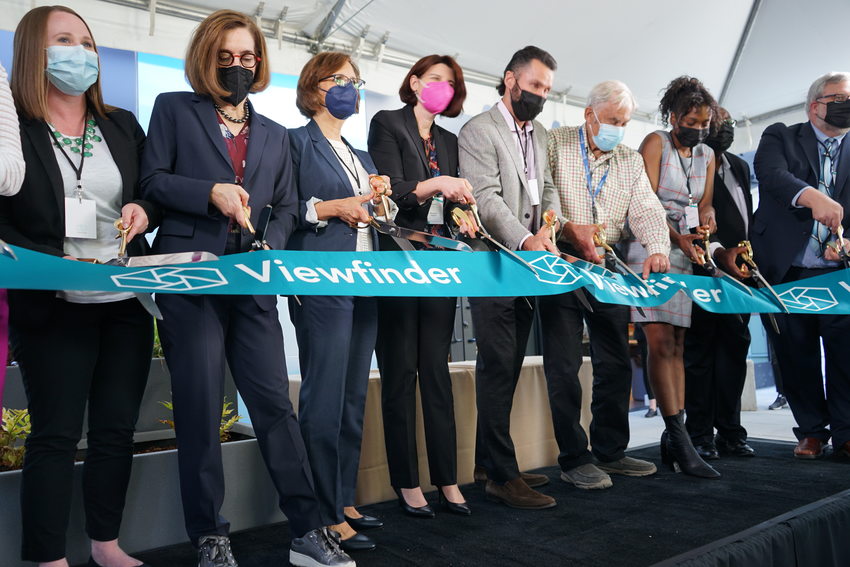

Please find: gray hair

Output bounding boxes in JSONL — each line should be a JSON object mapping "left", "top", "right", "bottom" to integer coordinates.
{"left": 807, "top": 72, "right": 850, "bottom": 107}
{"left": 586, "top": 80, "right": 637, "bottom": 112}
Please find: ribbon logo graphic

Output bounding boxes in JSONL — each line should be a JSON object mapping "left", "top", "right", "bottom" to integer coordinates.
{"left": 111, "top": 266, "right": 229, "bottom": 292}
{"left": 528, "top": 255, "right": 583, "bottom": 286}
{"left": 777, "top": 286, "right": 837, "bottom": 312}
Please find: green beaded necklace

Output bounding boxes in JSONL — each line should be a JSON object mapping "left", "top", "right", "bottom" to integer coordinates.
{"left": 49, "top": 118, "right": 102, "bottom": 158}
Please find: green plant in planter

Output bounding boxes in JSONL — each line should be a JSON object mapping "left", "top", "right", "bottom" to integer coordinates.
{"left": 1, "top": 408, "right": 31, "bottom": 469}
{"left": 152, "top": 320, "right": 164, "bottom": 359}
{"left": 159, "top": 398, "right": 243, "bottom": 442}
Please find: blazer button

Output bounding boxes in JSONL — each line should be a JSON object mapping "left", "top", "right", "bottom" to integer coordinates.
{"left": 524, "top": 213, "right": 530, "bottom": 219}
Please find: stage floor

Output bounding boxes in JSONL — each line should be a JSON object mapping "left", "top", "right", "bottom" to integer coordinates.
{"left": 131, "top": 439, "right": 850, "bottom": 567}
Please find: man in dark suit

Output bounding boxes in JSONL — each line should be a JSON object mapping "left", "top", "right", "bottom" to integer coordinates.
{"left": 684, "top": 107, "right": 755, "bottom": 460}
{"left": 753, "top": 72, "right": 850, "bottom": 460}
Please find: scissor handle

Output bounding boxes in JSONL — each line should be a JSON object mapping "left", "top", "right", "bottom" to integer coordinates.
{"left": 737, "top": 240, "right": 756, "bottom": 267}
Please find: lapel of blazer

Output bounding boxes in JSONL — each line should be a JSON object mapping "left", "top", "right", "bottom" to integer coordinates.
{"left": 834, "top": 133, "right": 850, "bottom": 200}
{"left": 431, "top": 125, "right": 453, "bottom": 176}
{"left": 22, "top": 116, "right": 65, "bottom": 215}
{"left": 308, "top": 119, "right": 352, "bottom": 192}
{"left": 714, "top": 167, "right": 745, "bottom": 238}
{"left": 488, "top": 104, "right": 528, "bottom": 191}
{"left": 728, "top": 154, "right": 754, "bottom": 216}
{"left": 192, "top": 95, "right": 233, "bottom": 173}
{"left": 532, "top": 122, "right": 547, "bottom": 188}
{"left": 242, "top": 101, "right": 267, "bottom": 191}
{"left": 402, "top": 105, "right": 429, "bottom": 172}
{"left": 798, "top": 122, "right": 821, "bottom": 186}
{"left": 95, "top": 111, "right": 134, "bottom": 205}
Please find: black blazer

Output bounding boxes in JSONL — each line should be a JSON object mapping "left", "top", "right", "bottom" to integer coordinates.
{"left": 286, "top": 119, "right": 380, "bottom": 252}
{"left": 753, "top": 121, "right": 850, "bottom": 283}
{"left": 713, "top": 151, "right": 753, "bottom": 249}
{"left": 0, "top": 107, "right": 158, "bottom": 326}
{"left": 140, "top": 92, "right": 297, "bottom": 256}
{"left": 367, "top": 105, "right": 460, "bottom": 234}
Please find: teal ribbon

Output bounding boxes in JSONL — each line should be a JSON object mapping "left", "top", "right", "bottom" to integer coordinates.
{"left": 1, "top": 246, "right": 849, "bottom": 314}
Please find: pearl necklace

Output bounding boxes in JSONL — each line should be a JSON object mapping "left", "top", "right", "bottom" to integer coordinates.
{"left": 215, "top": 102, "right": 250, "bottom": 124}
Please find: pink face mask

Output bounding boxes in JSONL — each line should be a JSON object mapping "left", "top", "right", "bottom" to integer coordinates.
{"left": 418, "top": 80, "right": 455, "bottom": 115}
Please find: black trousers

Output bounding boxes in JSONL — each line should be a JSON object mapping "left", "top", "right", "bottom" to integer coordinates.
{"left": 770, "top": 267, "right": 850, "bottom": 448}
{"left": 290, "top": 295, "right": 376, "bottom": 526}
{"left": 376, "top": 296, "right": 458, "bottom": 488}
{"left": 156, "top": 294, "right": 320, "bottom": 542}
{"left": 13, "top": 298, "right": 152, "bottom": 562}
{"left": 684, "top": 306, "right": 751, "bottom": 445}
{"left": 469, "top": 296, "right": 534, "bottom": 483}
{"left": 539, "top": 292, "right": 631, "bottom": 470}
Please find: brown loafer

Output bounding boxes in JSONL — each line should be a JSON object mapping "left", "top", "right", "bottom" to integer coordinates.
{"left": 474, "top": 465, "right": 549, "bottom": 488}
{"left": 794, "top": 437, "right": 827, "bottom": 459}
{"left": 485, "top": 478, "right": 556, "bottom": 510}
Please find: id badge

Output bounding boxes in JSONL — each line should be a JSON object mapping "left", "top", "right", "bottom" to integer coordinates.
{"left": 427, "top": 193, "right": 445, "bottom": 225}
{"left": 64, "top": 197, "right": 97, "bottom": 239}
{"left": 685, "top": 204, "right": 700, "bottom": 229}
{"left": 527, "top": 178, "right": 541, "bottom": 206}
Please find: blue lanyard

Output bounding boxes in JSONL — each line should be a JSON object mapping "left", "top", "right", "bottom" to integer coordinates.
{"left": 578, "top": 126, "right": 609, "bottom": 223}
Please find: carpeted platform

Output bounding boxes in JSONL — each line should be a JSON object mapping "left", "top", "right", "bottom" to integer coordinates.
{"left": 131, "top": 439, "right": 850, "bottom": 567}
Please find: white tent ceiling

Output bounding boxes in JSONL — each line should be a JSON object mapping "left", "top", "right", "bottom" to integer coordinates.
{"left": 42, "top": 0, "right": 850, "bottom": 122}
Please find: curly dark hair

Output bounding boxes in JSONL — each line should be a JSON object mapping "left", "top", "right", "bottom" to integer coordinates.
{"left": 658, "top": 76, "right": 719, "bottom": 127}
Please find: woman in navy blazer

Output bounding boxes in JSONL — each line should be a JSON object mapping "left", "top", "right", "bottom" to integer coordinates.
{"left": 287, "top": 51, "right": 392, "bottom": 553}
{"left": 139, "top": 11, "right": 350, "bottom": 567}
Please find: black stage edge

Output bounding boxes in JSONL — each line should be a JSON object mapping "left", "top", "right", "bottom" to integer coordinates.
{"left": 131, "top": 439, "right": 850, "bottom": 567}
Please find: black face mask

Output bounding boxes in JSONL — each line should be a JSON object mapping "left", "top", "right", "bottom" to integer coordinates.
{"left": 510, "top": 83, "right": 546, "bottom": 122}
{"left": 217, "top": 66, "right": 254, "bottom": 106}
{"left": 705, "top": 122, "right": 735, "bottom": 154}
{"left": 675, "top": 123, "right": 710, "bottom": 148}
{"left": 823, "top": 99, "right": 850, "bottom": 129}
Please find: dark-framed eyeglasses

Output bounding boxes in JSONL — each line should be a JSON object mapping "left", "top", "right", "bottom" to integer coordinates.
{"left": 321, "top": 74, "right": 366, "bottom": 89}
{"left": 217, "top": 51, "right": 261, "bottom": 69}
{"left": 817, "top": 93, "right": 850, "bottom": 104}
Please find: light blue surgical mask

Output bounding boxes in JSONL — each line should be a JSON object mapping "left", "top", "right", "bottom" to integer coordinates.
{"left": 45, "top": 45, "right": 99, "bottom": 96}
{"left": 591, "top": 109, "right": 625, "bottom": 152}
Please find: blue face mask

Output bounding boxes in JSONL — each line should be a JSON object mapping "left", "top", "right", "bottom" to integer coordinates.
{"left": 321, "top": 83, "right": 358, "bottom": 120}
{"left": 45, "top": 45, "right": 99, "bottom": 96}
{"left": 591, "top": 109, "right": 625, "bottom": 152}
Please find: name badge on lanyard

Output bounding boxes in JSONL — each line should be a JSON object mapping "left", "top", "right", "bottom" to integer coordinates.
{"left": 578, "top": 127, "right": 609, "bottom": 224}
{"left": 685, "top": 203, "right": 700, "bottom": 229}
{"left": 65, "top": 196, "right": 98, "bottom": 239}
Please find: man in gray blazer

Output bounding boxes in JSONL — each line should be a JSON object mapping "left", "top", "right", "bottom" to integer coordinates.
{"left": 459, "top": 45, "right": 562, "bottom": 510}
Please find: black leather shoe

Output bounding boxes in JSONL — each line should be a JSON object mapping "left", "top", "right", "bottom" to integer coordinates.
{"left": 395, "top": 488, "right": 435, "bottom": 518}
{"left": 339, "top": 532, "right": 376, "bottom": 552}
{"left": 437, "top": 488, "right": 471, "bottom": 516}
{"left": 88, "top": 558, "right": 152, "bottom": 567}
{"left": 344, "top": 513, "right": 383, "bottom": 531}
{"left": 715, "top": 436, "right": 755, "bottom": 457}
{"left": 695, "top": 442, "right": 720, "bottom": 460}
{"left": 661, "top": 412, "right": 721, "bottom": 479}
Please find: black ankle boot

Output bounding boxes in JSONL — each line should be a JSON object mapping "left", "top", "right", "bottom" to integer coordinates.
{"left": 662, "top": 411, "right": 721, "bottom": 479}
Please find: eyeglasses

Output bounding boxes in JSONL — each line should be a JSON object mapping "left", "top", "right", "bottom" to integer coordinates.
{"left": 217, "top": 51, "right": 261, "bottom": 69}
{"left": 817, "top": 93, "right": 850, "bottom": 104}
{"left": 320, "top": 74, "right": 366, "bottom": 89}
{"left": 722, "top": 118, "right": 737, "bottom": 127}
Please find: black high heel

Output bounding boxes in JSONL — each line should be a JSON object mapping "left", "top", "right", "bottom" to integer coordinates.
{"left": 661, "top": 411, "right": 721, "bottom": 479}
{"left": 437, "top": 487, "right": 471, "bottom": 516}
{"left": 394, "top": 488, "right": 435, "bottom": 518}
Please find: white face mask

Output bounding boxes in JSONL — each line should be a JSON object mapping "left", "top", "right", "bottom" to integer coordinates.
{"left": 591, "top": 109, "right": 625, "bottom": 152}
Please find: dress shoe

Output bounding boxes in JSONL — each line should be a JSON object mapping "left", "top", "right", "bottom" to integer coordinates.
{"left": 661, "top": 411, "right": 721, "bottom": 479}
{"left": 597, "top": 456, "right": 657, "bottom": 477}
{"left": 768, "top": 394, "right": 787, "bottom": 410}
{"left": 794, "top": 437, "right": 827, "bottom": 459}
{"left": 715, "top": 436, "right": 755, "bottom": 457}
{"left": 560, "top": 463, "right": 613, "bottom": 489}
{"left": 485, "top": 478, "right": 556, "bottom": 509}
{"left": 437, "top": 488, "right": 471, "bottom": 516}
{"left": 644, "top": 408, "right": 658, "bottom": 418}
{"left": 695, "top": 442, "right": 720, "bottom": 460}
{"left": 88, "top": 558, "right": 152, "bottom": 567}
{"left": 473, "top": 465, "right": 549, "bottom": 488}
{"left": 394, "top": 488, "right": 435, "bottom": 518}
{"left": 837, "top": 440, "right": 850, "bottom": 459}
{"left": 344, "top": 513, "right": 383, "bottom": 530}
{"left": 338, "top": 531, "right": 376, "bottom": 552}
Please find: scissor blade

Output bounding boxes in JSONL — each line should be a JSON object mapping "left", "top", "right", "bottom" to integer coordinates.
{"left": 605, "top": 251, "right": 660, "bottom": 297}
{"left": 371, "top": 219, "right": 470, "bottom": 252}
{"left": 479, "top": 233, "right": 539, "bottom": 273}
{"left": 134, "top": 292, "right": 163, "bottom": 320}
{"left": 0, "top": 239, "right": 16, "bottom": 260}
{"left": 752, "top": 270, "right": 790, "bottom": 314}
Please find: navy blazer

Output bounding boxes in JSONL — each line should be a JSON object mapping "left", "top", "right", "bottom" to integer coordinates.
{"left": 367, "top": 105, "right": 460, "bottom": 233}
{"left": 140, "top": 91, "right": 297, "bottom": 256}
{"left": 286, "top": 119, "right": 380, "bottom": 252}
{"left": 752, "top": 121, "right": 850, "bottom": 283}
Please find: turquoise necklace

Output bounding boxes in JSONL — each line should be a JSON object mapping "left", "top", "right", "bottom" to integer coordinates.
{"left": 49, "top": 118, "right": 102, "bottom": 158}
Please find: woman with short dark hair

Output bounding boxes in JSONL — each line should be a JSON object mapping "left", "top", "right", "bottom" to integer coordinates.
{"left": 367, "top": 54, "right": 475, "bottom": 518}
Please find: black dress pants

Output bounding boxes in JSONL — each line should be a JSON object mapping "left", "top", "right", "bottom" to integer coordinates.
{"left": 469, "top": 296, "right": 534, "bottom": 483}
{"left": 376, "top": 296, "right": 458, "bottom": 489}
{"left": 539, "top": 291, "right": 632, "bottom": 470}
{"left": 770, "top": 267, "right": 850, "bottom": 448}
{"left": 13, "top": 298, "right": 152, "bottom": 562}
{"left": 684, "top": 306, "right": 751, "bottom": 445}
{"left": 156, "top": 293, "right": 321, "bottom": 543}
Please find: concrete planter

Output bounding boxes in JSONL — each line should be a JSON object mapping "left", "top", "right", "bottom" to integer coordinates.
{"left": 0, "top": 435, "right": 282, "bottom": 567}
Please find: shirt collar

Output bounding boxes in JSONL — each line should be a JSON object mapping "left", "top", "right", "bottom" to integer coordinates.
{"left": 811, "top": 121, "right": 847, "bottom": 145}
{"left": 497, "top": 100, "right": 533, "bottom": 134}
